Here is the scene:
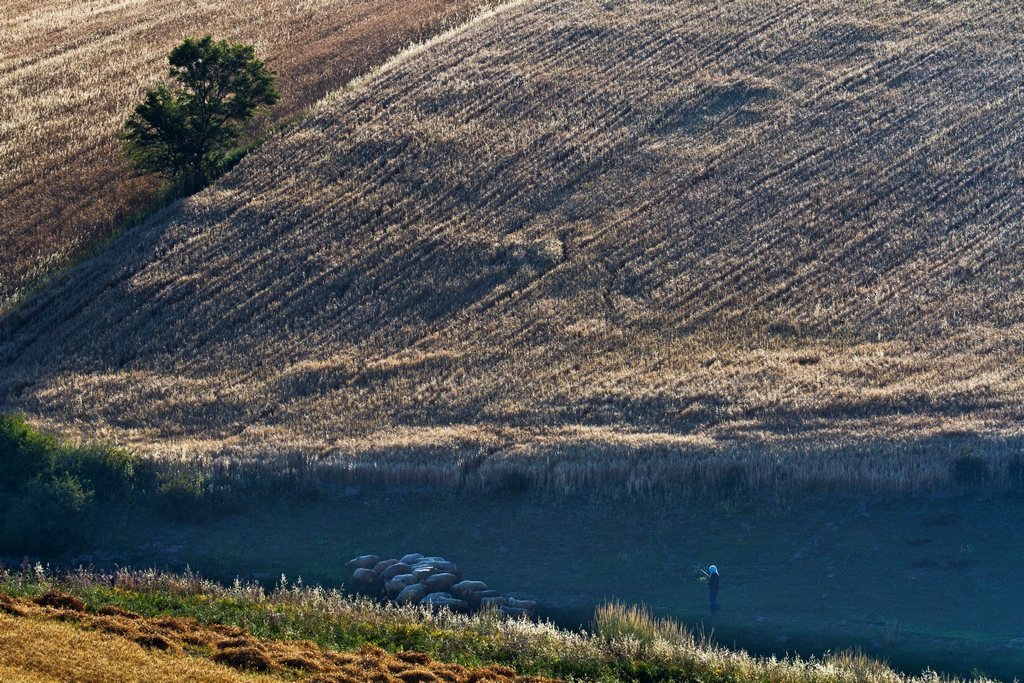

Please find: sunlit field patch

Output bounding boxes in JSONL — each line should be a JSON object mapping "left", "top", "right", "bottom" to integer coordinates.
{"left": 3, "top": 0, "right": 1023, "bottom": 497}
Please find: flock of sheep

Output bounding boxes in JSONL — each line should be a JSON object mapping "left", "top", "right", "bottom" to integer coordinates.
{"left": 345, "top": 553, "right": 537, "bottom": 617}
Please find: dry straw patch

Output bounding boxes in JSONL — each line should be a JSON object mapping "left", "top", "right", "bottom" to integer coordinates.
{"left": 3, "top": 0, "right": 1024, "bottom": 496}
{"left": 0, "top": 592, "right": 545, "bottom": 683}
{"left": 0, "top": 0, "right": 482, "bottom": 308}
{"left": 0, "top": 608, "right": 289, "bottom": 682}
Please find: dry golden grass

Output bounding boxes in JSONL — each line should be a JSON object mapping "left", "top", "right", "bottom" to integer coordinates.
{"left": 0, "top": 609, "right": 289, "bottom": 682}
{"left": 3, "top": 0, "right": 1024, "bottom": 495}
{"left": 0, "top": 572, "right": 1005, "bottom": 683}
{"left": 0, "top": 0, "right": 481, "bottom": 309}
{"left": 0, "top": 592, "right": 545, "bottom": 683}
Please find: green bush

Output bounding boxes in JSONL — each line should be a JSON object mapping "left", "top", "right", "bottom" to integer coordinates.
{"left": 64, "top": 443, "right": 136, "bottom": 500}
{"left": 0, "top": 414, "right": 140, "bottom": 553}
{"left": 123, "top": 35, "right": 279, "bottom": 182}
{"left": 0, "top": 414, "right": 235, "bottom": 552}
{"left": 0, "top": 413, "right": 59, "bottom": 491}
{"left": 155, "top": 469, "right": 213, "bottom": 522}
{"left": 3, "top": 472, "right": 95, "bottom": 554}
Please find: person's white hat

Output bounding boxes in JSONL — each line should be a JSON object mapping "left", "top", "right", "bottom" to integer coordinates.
{"left": 709, "top": 565, "right": 718, "bottom": 574}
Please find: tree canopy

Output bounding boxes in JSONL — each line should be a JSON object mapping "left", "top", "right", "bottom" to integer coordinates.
{"left": 123, "top": 36, "right": 279, "bottom": 182}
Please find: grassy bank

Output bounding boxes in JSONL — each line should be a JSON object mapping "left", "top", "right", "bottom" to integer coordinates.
{"left": 0, "top": 413, "right": 330, "bottom": 553}
{"left": 0, "top": 587, "right": 537, "bottom": 683}
{"left": 3, "top": 414, "right": 1019, "bottom": 533}
{"left": 5, "top": 415, "right": 1022, "bottom": 678}
{"left": 0, "top": 566, "right": 1004, "bottom": 683}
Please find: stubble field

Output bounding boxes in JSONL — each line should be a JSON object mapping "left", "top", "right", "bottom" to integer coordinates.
{"left": 3, "top": 0, "right": 1024, "bottom": 497}
{"left": 0, "top": 0, "right": 480, "bottom": 309}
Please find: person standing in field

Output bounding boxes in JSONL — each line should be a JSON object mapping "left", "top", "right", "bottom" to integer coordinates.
{"left": 706, "top": 565, "right": 720, "bottom": 612}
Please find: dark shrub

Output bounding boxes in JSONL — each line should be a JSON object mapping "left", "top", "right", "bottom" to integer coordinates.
{"left": 65, "top": 443, "right": 136, "bottom": 500}
{"left": 952, "top": 452, "right": 989, "bottom": 488}
{"left": 155, "top": 470, "right": 212, "bottom": 522}
{"left": 485, "top": 468, "right": 533, "bottom": 494}
{"left": 715, "top": 462, "right": 747, "bottom": 496}
{"left": 1006, "top": 454, "right": 1024, "bottom": 498}
{"left": 0, "top": 413, "right": 59, "bottom": 491}
{"left": 3, "top": 473, "right": 95, "bottom": 553}
{"left": 1010, "top": 454, "right": 1024, "bottom": 487}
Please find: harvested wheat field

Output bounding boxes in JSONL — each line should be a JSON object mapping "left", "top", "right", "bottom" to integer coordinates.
{"left": 0, "top": 592, "right": 540, "bottom": 683}
{"left": 0, "top": 0, "right": 480, "bottom": 310}
{"left": 3, "top": 0, "right": 1024, "bottom": 495}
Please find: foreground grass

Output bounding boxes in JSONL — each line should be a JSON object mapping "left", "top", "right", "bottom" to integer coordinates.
{"left": 0, "top": 590, "right": 538, "bottom": 683}
{"left": 0, "top": 567, "right": 1003, "bottom": 683}
{"left": 0, "top": 611, "right": 291, "bottom": 683}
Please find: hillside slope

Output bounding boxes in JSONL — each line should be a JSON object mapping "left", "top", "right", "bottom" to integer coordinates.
{"left": 3, "top": 0, "right": 1024, "bottom": 494}
{"left": 0, "top": 0, "right": 477, "bottom": 309}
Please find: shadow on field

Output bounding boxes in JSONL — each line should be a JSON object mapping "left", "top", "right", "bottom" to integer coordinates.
{"left": 24, "top": 489, "right": 1024, "bottom": 681}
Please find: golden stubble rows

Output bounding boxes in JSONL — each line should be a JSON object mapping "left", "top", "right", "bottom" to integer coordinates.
{"left": 0, "top": 0, "right": 481, "bottom": 306}
{"left": 3, "top": 0, "right": 1023, "bottom": 496}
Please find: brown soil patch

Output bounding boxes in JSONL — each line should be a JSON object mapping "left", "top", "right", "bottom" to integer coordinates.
{"left": 33, "top": 590, "right": 86, "bottom": 612}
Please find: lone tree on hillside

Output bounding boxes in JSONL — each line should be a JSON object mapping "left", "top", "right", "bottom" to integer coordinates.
{"left": 123, "top": 35, "right": 279, "bottom": 183}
